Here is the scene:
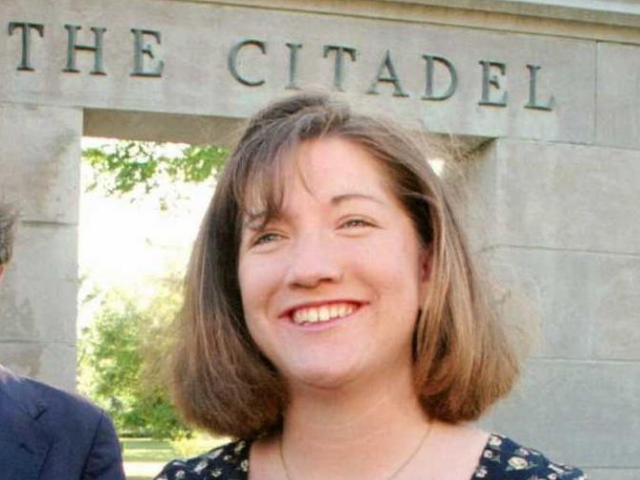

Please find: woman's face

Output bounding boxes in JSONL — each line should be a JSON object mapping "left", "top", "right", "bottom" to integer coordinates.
{"left": 238, "top": 137, "right": 429, "bottom": 391}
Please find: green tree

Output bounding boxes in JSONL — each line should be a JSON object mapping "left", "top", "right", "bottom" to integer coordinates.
{"left": 83, "top": 140, "right": 228, "bottom": 204}
{"left": 79, "top": 281, "right": 191, "bottom": 439}
{"left": 79, "top": 140, "right": 220, "bottom": 438}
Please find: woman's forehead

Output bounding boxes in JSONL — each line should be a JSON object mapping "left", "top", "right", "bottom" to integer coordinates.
{"left": 240, "top": 138, "right": 393, "bottom": 216}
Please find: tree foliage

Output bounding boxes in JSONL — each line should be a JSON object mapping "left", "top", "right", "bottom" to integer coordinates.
{"left": 78, "top": 140, "right": 222, "bottom": 438}
{"left": 78, "top": 281, "right": 191, "bottom": 439}
{"left": 83, "top": 140, "right": 228, "bottom": 200}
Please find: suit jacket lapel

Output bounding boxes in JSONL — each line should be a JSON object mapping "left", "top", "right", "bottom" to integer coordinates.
{"left": 0, "top": 367, "right": 52, "bottom": 480}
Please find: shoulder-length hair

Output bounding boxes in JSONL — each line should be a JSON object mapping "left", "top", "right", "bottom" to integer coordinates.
{"left": 170, "top": 92, "right": 519, "bottom": 439}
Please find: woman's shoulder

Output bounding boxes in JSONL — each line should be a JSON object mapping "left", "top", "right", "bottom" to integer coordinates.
{"left": 476, "top": 433, "right": 588, "bottom": 480}
{"left": 154, "top": 439, "right": 250, "bottom": 480}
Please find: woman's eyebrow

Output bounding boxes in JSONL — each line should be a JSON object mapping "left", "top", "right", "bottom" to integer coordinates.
{"left": 242, "top": 193, "right": 383, "bottom": 230}
{"left": 330, "top": 193, "right": 385, "bottom": 206}
{"left": 243, "top": 212, "right": 269, "bottom": 230}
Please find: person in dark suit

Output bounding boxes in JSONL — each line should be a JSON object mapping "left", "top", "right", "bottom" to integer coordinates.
{"left": 0, "top": 203, "right": 126, "bottom": 480}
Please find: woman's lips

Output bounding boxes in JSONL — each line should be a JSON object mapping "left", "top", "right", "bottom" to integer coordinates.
{"left": 284, "top": 301, "right": 364, "bottom": 329}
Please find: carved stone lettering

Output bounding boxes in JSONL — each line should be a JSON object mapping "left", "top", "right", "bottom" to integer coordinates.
{"left": 422, "top": 54, "right": 458, "bottom": 101}
{"left": 525, "top": 64, "right": 555, "bottom": 111}
{"left": 367, "top": 50, "right": 409, "bottom": 97}
{"left": 131, "top": 28, "right": 164, "bottom": 77}
{"left": 323, "top": 45, "right": 357, "bottom": 92}
{"left": 8, "top": 22, "right": 44, "bottom": 71}
{"left": 479, "top": 60, "right": 507, "bottom": 107}
{"left": 63, "top": 25, "right": 107, "bottom": 75}
{"left": 228, "top": 39, "right": 267, "bottom": 87}
{"left": 4, "top": 21, "right": 556, "bottom": 112}
{"left": 286, "top": 42, "right": 303, "bottom": 90}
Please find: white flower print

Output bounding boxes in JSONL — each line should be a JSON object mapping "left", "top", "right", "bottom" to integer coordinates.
{"left": 508, "top": 456, "right": 529, "bottom": 470}
{"left": 475, "top": 465, "right": 488, "bottom": 478}
{"left": 488, "top": 435, "right": 503, "bottom": 447}
{"left": 194, "top": 460, "right": 209, "bottom": 474}
{"left": 206, "top": 448, "right": 223, "bottom": 460}
{"left": 548, "top": 462, "right": 568, "bottom": 474}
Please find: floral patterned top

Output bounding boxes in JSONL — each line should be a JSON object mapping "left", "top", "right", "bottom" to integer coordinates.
{"left": 154, "top": 433, "right": 588, "bottom": 480}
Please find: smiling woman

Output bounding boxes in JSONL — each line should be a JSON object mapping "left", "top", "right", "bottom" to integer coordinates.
{"left": 238, "top": 137, "right": 429, "bottom": 393}
{"left": 155, "top": 93, "right": 588, "bottom": 480}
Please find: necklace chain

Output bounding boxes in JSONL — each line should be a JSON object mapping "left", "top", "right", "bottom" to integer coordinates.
{"left": 278, "top": 421, "right": 433, "bottom": 480}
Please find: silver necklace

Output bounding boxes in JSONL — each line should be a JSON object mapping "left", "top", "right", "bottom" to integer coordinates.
{"left": 278, "top": 422, "right": 433, "bottom": 480}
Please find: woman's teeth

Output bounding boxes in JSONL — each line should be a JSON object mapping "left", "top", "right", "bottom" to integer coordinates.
{"left": 291, "top": 303, "right": 357, "bottom": 325}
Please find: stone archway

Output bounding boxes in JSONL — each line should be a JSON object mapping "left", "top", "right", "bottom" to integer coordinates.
{"left": 1, "top": 2, "right": 639, "bottom": 477}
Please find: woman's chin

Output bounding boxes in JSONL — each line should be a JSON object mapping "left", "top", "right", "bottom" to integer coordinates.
{"left": 284, "top": 362, "right": 368, "bottom": 393}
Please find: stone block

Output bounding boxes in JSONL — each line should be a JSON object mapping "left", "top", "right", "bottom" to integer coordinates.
{"left": 0, "top": 103, "right": 82, "bottom": 224}
{"left": 583, "top": 468, "right": 639, "bottom": 480}
{"left": 481, "top": 247, "right": 640, "bottom": 361}
{"left": 596, "top": 42, "right": 640, "bottom": 149}
{"left": 84, "top": 109, "right": 245, "bottom": 145}
{"left": 0, "top": 0, "right": 595, "bottom": 143}
{"left": 0, "top": 341, "right": 77, "bottom": 392}
{"left": 0, "top": 222, "right": 78, "bottom": 344}
{"left": 455, "top": 139, "right": 640, "bottom": 254}
{"left": 479, "top": 358, "right": 640, "bottom": 469}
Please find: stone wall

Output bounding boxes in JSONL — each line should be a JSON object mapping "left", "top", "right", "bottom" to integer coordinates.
{"left": 462, "top": 139, "right": 640, "bottom": 480}
{"left": 0, "top": 0, "right": 637, "bottom": 477}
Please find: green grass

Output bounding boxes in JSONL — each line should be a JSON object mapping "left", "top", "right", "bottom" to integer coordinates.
{"left": 122, "top": 436, "right": 227, "bottom": 480}
{"left": 122, "top": 438, "right": 177, "bottom": 463}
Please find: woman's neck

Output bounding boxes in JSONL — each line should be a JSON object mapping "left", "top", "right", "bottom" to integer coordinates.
{"left": 279, "top": 367, "right": 433, "bottom": 480}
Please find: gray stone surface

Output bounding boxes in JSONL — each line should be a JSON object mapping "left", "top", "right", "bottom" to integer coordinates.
{"left": 455, "top": 139, "right": 640, "bottom": 255}
{"left": 583, "top": 468, "right": 640, "bottom": 480}
{"left": 0, "top": 223, "right": 78, "bottom": 344}
{"left": 0, "top": 0, "right": 595, "bottom": 143}
{"left": 84, "top": 109, "right": 245, "bottom": 146}
{"left": 0, "top": 104, "right": 81, "bottom": 390}
{"left": 0, "top": 341, "right": 77, "bottom": 392}
{"left": 291, "top": 0, "right": 640, "bottom": 29}
{"left": 597, "top": 42, "right": 640, "bottom": 149}
{"left": 480, "top": 246, "right": 640, "bottom": 361}
{"left": 479, "top": 358, "right": 640, "bottom": 469}
{"left": 0, "top": 103, "right": 82, "bottom": 224}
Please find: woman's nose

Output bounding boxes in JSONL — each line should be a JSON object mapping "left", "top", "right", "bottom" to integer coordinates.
{"left": 285, "top": 233, "right": 344, "bottom": 288}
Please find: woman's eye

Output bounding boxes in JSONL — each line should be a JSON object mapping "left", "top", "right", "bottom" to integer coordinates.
{"left": 252, "top": 232, "right": 282, "bottom": 246}
{"left": 341, "top": 218, "right": 373, "bottom": 229}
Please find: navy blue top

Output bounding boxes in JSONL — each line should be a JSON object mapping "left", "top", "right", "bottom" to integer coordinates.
{"left": 155, "top": 433, "right": 588, "bottom": 480}
{"left": 0, "top": 366, "right": 125, "bottom": 480}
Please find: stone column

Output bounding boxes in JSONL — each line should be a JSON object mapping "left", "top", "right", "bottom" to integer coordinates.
{"left": 456, "top": 138, "right": 640, "bottom": 480}
{"left": 0, "top": 103, "right": 82, "bottom": 392}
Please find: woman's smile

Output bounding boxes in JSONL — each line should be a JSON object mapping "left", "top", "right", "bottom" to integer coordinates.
{"left": 283, "top": 300, "right": 366, "bottom": 330}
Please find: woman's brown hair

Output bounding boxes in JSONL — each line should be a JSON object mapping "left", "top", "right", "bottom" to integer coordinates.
{"left": 170, "top": 92, "right": 520, "bottom": 439}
